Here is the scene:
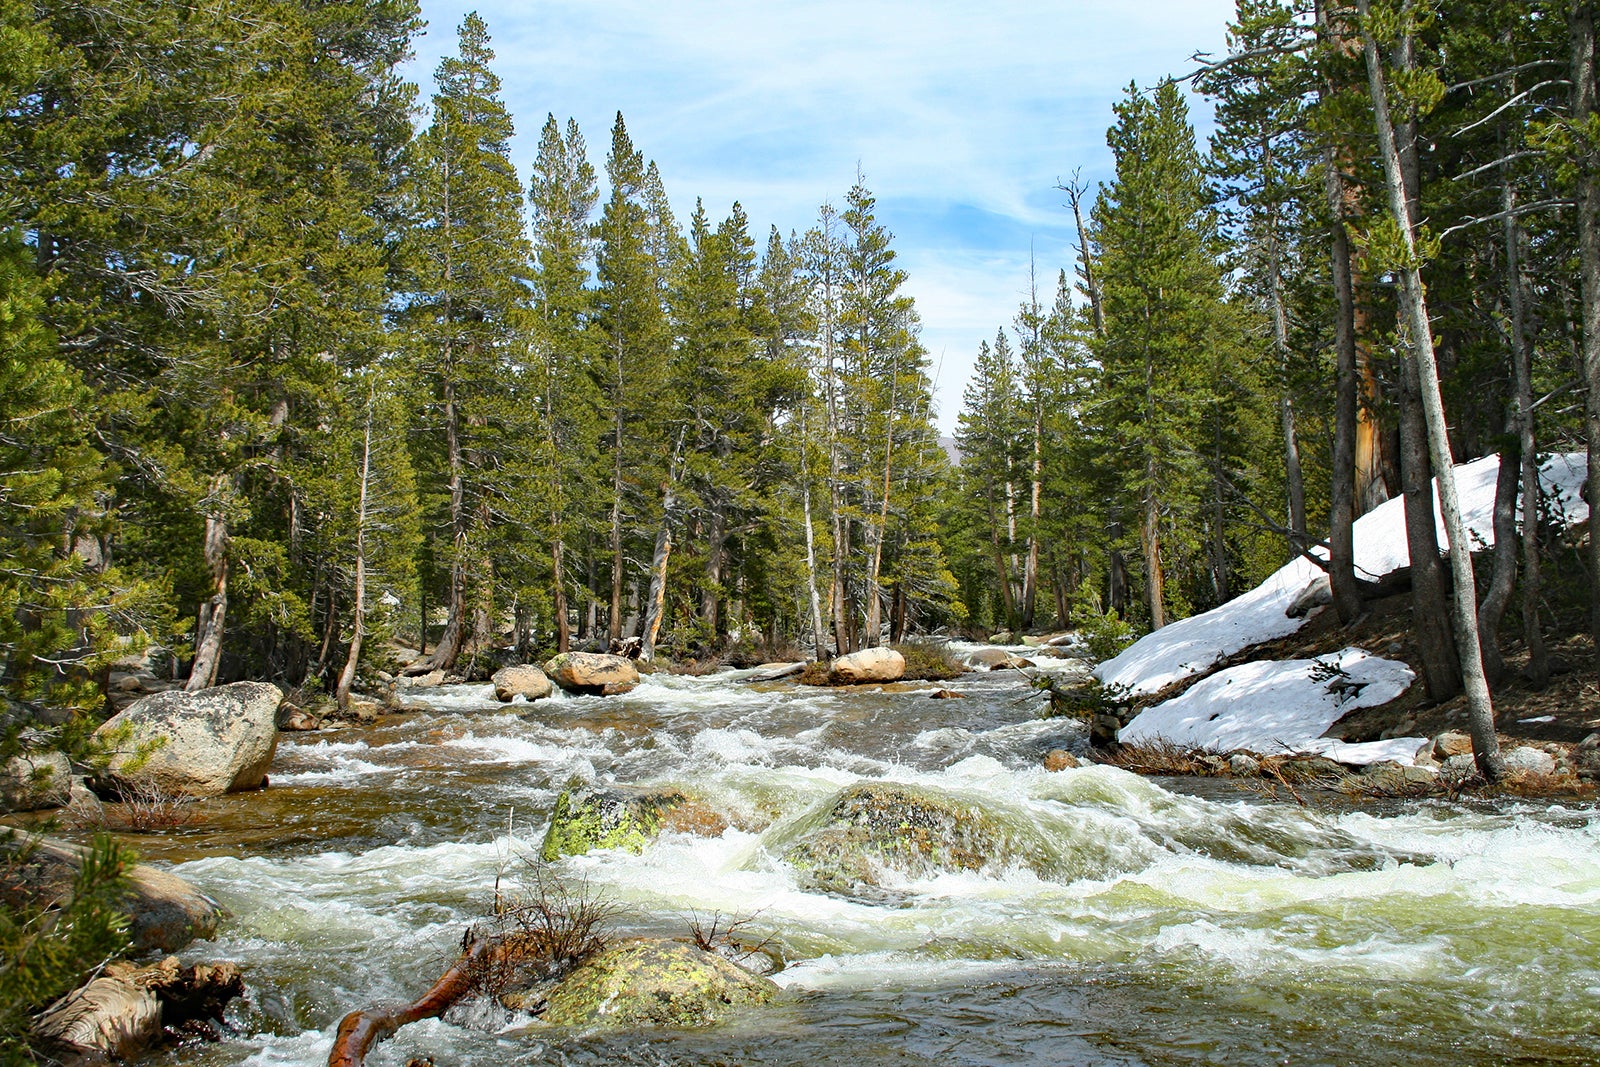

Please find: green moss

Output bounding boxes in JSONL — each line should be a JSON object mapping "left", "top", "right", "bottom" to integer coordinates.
{"left": 541, "top": 939, "right": 775, "bottom": 1029}
{"left": 540, "top": 788, "right": 682, "bottom": 861}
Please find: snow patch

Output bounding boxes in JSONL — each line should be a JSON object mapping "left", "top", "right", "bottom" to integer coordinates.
{"left": 1097, "top": 454, "right": 1588, "bottom": 698}
{"left": 1118, "top": 649, "right": 1416, "bottom": 761}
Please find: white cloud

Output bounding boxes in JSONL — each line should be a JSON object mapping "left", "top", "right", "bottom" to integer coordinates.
{"left": 407, "top": 0, "right": 1236, "bottom": 430}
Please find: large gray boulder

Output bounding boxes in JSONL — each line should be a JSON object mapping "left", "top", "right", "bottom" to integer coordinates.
{"left": 539, "top": 939, "right": 776, "bottom": 1028}
{"left": 492, "top": 664, "right": 553, "bottom": 702}
{"left": 542, "top": 652, "right": 639, "bottom": 696}
{"left": 829, "top": 647, "right": 905, "bottom": 684}
{"left": 92, "top": 681, "right": 282, "bottom": 798}
{"left": 1, "top": 836, "right": 225, "bottom": 952}
{"left": 1, "top": 748, "right": 72, "bottom": 813}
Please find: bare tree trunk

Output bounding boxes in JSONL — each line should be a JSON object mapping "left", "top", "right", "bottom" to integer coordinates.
{"left": 186, "top": 476, "right": 231, "bottom": 692}
{"left": 1318, "top": 0, "right": 1364, "bottom": 625}
{"left": 1360, "top": 0, "right": 1501, "bottom": 777}
{"left": 425, "top": 378, "right": 467, "bottom": 672}
{"left": 1141, "top": 481, "right": 1165, "bottom": 631}
{"left": 1570, "top": 0, "right": 1600, "bottom": 666}
{"left": 799, "top": 398, "right": 829, "bottom": 658}
{"left": 336, "top": 395, "right": 374, "bottom": 708}
{"left": 1504, "top": 178, "right": 1550, "bottom": 686}
{"left": 609, "top": 395, "right": 625, "bottom": 646}
{"left": 638, "top": 492, "right": 674, "bottom": 663}
{"left": 863, "top": 355, "right": 899, "bottom": 647}
{"left": 1478, "top": 442, "right": 1519, "bottom": 686}
{"left": 701, "top": 510, "right": 725, "bottom": 638}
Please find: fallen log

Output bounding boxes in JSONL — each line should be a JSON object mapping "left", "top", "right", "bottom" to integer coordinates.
{"left": 327, "top": 934, "right": 508, "bottom": 1067}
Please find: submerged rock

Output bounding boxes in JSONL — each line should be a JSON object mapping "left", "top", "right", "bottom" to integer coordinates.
{"left": 828, "top": 647, "right": 905, "bottom": 684}
{"left": 540, "top": 939, "right": 776, "bottom": 1029}
{"left": 92, "top": 681, "right": 281, "bottom": 798}
{"left": 774, "top": 782, "right": 1051, "bottom": 895}
{"left": 492, "top": 665, "right": 554, "bottom": 702}
{"left": 542, "top": 652, "right": 639, "bottom": 696}
{"left": 541, "top": 787, "right": 725, "bottom": 860}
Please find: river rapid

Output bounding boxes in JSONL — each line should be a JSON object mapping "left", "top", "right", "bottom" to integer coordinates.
{"left": 128, "top": 659, "right": 1600, "bottom": 1067}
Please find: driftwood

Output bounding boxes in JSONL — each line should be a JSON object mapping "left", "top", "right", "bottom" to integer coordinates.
{"left": 327, "top": 935, "right": 510, "bottom": 1067}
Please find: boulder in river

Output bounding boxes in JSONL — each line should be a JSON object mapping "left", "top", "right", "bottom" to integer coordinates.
{"left": 539, "top": 939, "right": 776, "bottom": 1028}
{"left": 1, "top": 747, "right": 72, "bottom": 812}
{"left": 828, "top": 647, "right": 905, "bottom": 684}
{"left": 542, "top": 652, "right": 639, "bottom": 696}
{"left": 492, "top": 665, "right": 553, "bottom": 702}
{"left": 92, "top": 681, "right": 281, "bottom": 798}
{"left": 541, "top": 787, "right": 725, "bottom": 860}
{"left": 774, "top": 782, "right": 1051, "bottom": 895}
{"left": 1, "top": 836, "right": 225, "bottom": 952}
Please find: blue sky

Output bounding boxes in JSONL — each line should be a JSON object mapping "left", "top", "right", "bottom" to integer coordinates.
{"left": 403, "top": 1, "right": 1238, "bottom": 432}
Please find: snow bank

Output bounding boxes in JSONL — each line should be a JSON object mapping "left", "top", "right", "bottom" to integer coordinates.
{"left": 1100, "top": 453, "right": 1586, "bottom": 764}
{"left": 1096, "top": 453, "right": 1588, "bottom": 698}
{"left": 1118, "top": 648, "right": 1417, "bottom": 761}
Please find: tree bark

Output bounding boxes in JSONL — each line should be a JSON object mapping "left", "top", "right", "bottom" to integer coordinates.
{"left": 424, "top": 377, "right": 467, "bottom": 672}
{"left": 1318, "top": 0, "right": 1365, "bottom": 625}
{"left": 638, "top": 494, "right": 673, "bottom": 663}
{"left": 799, "top": 398, "right": 829, "bottom": 658}
{"left": 1359, "top": 0, "right": 1502, "bottom": 778}
{"left": 336, "top": 395, "right": 374, "bottom": 708}
{"left": 1504, "top": 180, "right": 1550, "bottom": 686}
{"left": 185, "top": 476, "right": 231, "bottom": 692}
{"left": 1569, "top": 0, "right": 1600, "bottom": 666}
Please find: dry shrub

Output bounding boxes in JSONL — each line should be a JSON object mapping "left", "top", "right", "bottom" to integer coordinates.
{"left": 1095, "top": 741, "right": 1217, "bottom": 775}
{"left": 104, "top": 780, "right": 199, "bottom": 832}
{"left": 470, "top": 861, "right": 617, "bottom": 1004}
{"left": 684, "top": 909, "right": 782, "bottom": 974}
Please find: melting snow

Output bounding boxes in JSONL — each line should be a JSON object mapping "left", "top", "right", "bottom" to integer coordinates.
{"left": 1101, "top": 453, "right": 1587, "bottom": 764}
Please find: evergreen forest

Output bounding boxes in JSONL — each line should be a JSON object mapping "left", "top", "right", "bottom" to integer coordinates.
{"left": 5, "top": 0, "right": 1600, "bottom": 733}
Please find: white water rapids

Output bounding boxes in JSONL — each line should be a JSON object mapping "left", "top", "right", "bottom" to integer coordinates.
{"left": 135, "top": 663, "right": 1600, "bottom": 1067}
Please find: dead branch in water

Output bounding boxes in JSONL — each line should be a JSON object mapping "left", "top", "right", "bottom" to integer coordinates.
{"left": 326, "top": 934, "right": 509, "bottom": 1067}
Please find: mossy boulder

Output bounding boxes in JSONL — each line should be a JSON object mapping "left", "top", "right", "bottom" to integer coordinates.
{"left": 541, "top": 939, "right": 776, "bottom": 1029}
{"left": 541, "top": 787, "right": 726, "bottom": 860}
{"left": 772, "top": 782, "right": 1055, "bottom": 896}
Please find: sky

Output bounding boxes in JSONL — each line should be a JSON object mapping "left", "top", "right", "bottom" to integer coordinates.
{"left": 402, "top": 1, "right": 1238, "bottom": 433}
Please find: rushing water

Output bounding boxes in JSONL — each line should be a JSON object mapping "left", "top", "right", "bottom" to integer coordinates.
{"left": 115, "top": 659, "right": 1600, "bottom": 1067}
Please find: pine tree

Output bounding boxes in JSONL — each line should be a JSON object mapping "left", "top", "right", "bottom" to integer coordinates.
{"left": 528, "top": 115, "right": 601, "bottom": 654}
{"left": 402, "top": 12, "right": 532, "bottom": 673}
{"left": 1091, "top": 80, "right": 1231, "bottom": 629}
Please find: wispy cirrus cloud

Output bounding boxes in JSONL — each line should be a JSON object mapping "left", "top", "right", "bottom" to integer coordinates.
{"left": 406, "top": 0, "right": 1236, "bottom": 431}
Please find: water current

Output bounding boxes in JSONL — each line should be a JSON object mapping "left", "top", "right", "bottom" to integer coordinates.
{"left": 123, "top": 652, "right": 1600, "bottom": 1066}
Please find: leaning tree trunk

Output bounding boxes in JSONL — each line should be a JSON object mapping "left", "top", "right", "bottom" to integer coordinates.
{"left": 186, "top": 475, "right": 231, "bottom": 692}
{"left": 1477, "top": 439, "right": 1520, "bottom": 686}
{"left": 1359, "top": 0, "right": 1502, "bottom": 778}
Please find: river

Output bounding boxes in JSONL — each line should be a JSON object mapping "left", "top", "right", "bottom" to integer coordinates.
{"left": 123, "top": 656, "right": 1600, "bottom": 1066}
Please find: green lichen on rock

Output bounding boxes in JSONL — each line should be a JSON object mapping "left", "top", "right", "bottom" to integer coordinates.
{"left": 540, "top": 939, "right": 776, "bottom": 1029}
{"left": 540, "top": 788, "right": 684, "bottom": 861}
{"left": 774, "top": 781, "right": 1056, "bottom": 895}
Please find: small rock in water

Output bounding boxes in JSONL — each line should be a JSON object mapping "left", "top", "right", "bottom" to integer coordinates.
{"left": 1043, "top": 749, "right": 1079, "bottom": 771}
{"left": 1227, "top": 753, "right": 1260, "bottom": 777}
{"left": 929, "top": 689, "right": 965, "bottom": 700}
{"left": 542, "top": 652, "right": 639, "bottom": 696}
